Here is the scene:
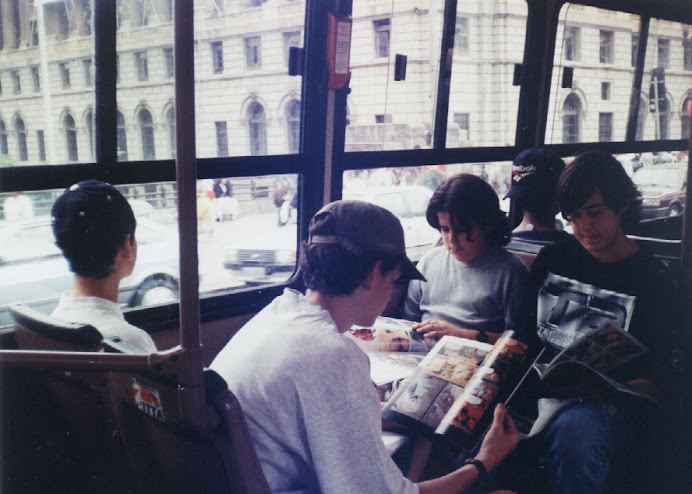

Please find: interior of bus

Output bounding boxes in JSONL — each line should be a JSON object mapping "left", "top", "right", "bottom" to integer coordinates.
{"left": 0, "top": 0, "right": 690, "bottom": 492}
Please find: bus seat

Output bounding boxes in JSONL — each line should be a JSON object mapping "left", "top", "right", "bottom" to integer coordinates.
{"left": 10, "top": 302, "right": 103, "bottom": 351}
{"left": 8, "top": 303, "right": 140, "bottom": 494}
{"left": 108, "top": 368, "right": 271, "bottom": 494}
{"left": 506, "top": 239, "right": 544, "bottom": 269}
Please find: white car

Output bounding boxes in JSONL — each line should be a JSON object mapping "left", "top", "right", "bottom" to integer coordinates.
{"left": 224, "top": 186, "right": 440, "bottom": 284}
{"left": 0, "top": 215, "right": 180, "bottom": 327}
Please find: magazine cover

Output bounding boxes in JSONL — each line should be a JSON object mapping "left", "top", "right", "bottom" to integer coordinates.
{"left": 382, "top": 331, "right": 528, "bottom": 448}
{"left": 536, "top": 274, "right": 636, "bottom": 350}
{"left": 347, "top": 316, "right": 436, "bottom": 353}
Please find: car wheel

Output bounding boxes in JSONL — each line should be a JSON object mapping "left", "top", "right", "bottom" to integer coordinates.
{"left": 667, "top": 204, "right": 683, "bottom": 217}
{"left": 130, "top": 274, "right": 179, "bottom": 307}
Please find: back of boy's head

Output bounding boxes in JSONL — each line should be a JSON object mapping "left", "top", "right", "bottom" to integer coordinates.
{"left": 52, "top": 180, "right": 136, "bottom": 279}
{"left": 300, "top": 200, "right": 424, "bottom": 296}
{"left": 506, "top": 148, "right": 565, "bottom": 213}
{"left": 426, "top": 173, "right": 511, "bottom": 246}
{"left": 557, "top": 150, "right": 641, "bottom": 228}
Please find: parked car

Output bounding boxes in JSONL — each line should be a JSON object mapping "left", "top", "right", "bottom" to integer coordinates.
{"left": 224, "top": 186, "right": 441, "bottom": 284}
{"left": 0, "top": 214, "right": 180, "bottom": 328}
{"left": 632, "top": 165, "right": 686, "bottom": 220}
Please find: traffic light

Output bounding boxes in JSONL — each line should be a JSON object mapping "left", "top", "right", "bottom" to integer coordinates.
{"left": 649, "top": 67, "right": 666, "bottom": 113}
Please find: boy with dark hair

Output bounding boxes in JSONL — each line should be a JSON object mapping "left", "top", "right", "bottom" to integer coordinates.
{"left": 404, "top": 174, "right": 532, "bottom": 344}
{"left": 50, "top": 179, "right": 156, "bottom": 353}
{"left": 529, "top": 150, "right": 680, "bottom": 493}
{"left": 211, "top": 200, "right": 520, "bottom": 494}
{"left": 505, "top": 147, "right": 570, "bottom": 243}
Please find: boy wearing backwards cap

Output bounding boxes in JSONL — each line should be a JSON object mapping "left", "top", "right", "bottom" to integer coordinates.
{"left": 50, "top": 179, "right": 156, "bottom": 353}
{"left": 211, "top": 200, "right": 519, "bottom": 494}
{"left": 505, "top": 148, "right": 570, "bottom": 244}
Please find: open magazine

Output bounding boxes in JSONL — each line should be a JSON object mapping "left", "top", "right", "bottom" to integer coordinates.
{"left": 533, "top": 321, "right": 651, "bottom": 401}
{"left": 381, "top": 331, "right": 528, "bottom": 450}
{"left": 507, "top": 276, "right": 652, "bottom": 436}
{"left": 347, "top": 316, "right": 436, "bottom": 353}
{"left": 347, "top": 317, "right": 436, "bottom": 388}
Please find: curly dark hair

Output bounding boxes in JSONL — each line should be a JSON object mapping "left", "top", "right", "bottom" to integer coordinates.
{"left": 557, "top": 150, "right": 641, "bottom": 230}
{"left": 426, "top": 173, "right": 511, "bottom": 246}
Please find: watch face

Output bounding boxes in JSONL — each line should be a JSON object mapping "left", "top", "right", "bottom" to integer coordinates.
{"left": 476, "top": 331, "right": 489, "bottom": 343}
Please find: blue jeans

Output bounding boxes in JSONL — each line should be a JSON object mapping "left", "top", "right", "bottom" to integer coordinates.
{"left": 541, "top": 399, "right": 649, "bottom": 494}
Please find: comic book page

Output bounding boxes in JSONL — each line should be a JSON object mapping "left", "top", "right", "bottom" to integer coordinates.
{"left": 535, "top": 321, "right": 653, "bottom": 402}
{"left": 382, "top": 331, "right": 528, "bottom": 449}
{"left": 347, "top": 316, "right": 436, "bottom": 353}
{"left": 367, "top": 352, "right": 425, "bottom": 387}
{"left": 537, "top": 274, "right": 636, "bottom": 351}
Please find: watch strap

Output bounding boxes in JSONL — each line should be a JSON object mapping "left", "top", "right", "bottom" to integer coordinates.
{"left": 463, "top": 458, "right": 488, "bottom": 480}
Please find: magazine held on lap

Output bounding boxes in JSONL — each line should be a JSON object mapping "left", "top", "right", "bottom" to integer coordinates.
{"left": 381, "top": 331, "right": 528, "bottom": 449}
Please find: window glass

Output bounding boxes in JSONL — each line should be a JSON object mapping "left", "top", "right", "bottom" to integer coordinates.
{"left": 447, "top": 0, "right": 527, "bottom": 148}
{"left": 342, "top": 161, "right": 513, "bottom": 261}
{"left": 548, "top": 6, "right": 692, "bottom": 144}
{"left": 347, "top": 0, "right": 527, "bottom": 151}
{"left": 0, "top": 1, "right": 94, "bottom": 166}
{"left": 0, "top": 174, "right": 302, "bottom": 327}
{"left": 194, "top": 1, "right": 306, "bottom": 158}
{"left": 547, "top": 5, "right": 639, "bottom": 144}
{"left": 203, "top": 174, "right": 301, "bottom": 289}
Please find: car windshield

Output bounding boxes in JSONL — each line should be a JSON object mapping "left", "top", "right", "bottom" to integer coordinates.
{"left": 633, "top": 168, "right": 684, "bottom": 188}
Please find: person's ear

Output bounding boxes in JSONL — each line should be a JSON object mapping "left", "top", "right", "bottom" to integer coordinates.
{"left": 620, "top": 200, "right": 630, "bottom": 213}
{"left": 121, "top": 233, "right": 136, "bottom": 261}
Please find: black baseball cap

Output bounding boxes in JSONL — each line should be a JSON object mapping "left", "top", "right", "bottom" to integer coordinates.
{"left": 505, "top": 148, "right": 565, "bottom": 200}
{"left": 307, "top": 200, "right": 426, "bottom": 282}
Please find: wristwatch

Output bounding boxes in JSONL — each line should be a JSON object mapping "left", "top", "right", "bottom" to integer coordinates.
{"left": 476, "top": 330, "right": 489, "bottom": 343}
{"left": 463, "top": 458, "right": 488, "bottom": 480}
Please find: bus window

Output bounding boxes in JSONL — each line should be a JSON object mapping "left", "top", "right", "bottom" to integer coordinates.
{"left": 642, "top": 18, "right": 692, "bottom": 141}
{"left": 447, "top": 0, "right": 528, "bottom": 148}
{"left": 203, "top": 174, "right": 300, "bottom": 289}
{"left": 546, "top": 4, "right": 643, "bottom": 144}
{"left": 193, "top": 2, "right": 306, "bottom": 158}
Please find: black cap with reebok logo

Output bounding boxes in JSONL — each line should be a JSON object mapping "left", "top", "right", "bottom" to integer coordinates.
{"left": 505, "top": 148, "right": 565, "bottom": 201}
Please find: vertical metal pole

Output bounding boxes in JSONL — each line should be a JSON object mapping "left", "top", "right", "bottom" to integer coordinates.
{"left": 174, "top": 1, "right": 201, "bottom": 357}
{"left": 94, "top": 0, "right": 118, "bottom": 165}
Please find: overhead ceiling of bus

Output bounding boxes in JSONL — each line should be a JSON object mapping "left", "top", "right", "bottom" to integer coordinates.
{"left": 576, "top": 0, "right": 692, "bottom": 23}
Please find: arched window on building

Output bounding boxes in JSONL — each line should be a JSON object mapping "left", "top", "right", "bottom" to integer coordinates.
{"left": 0, "top": 120, "right": 8, "bottom": 155}
{"left": 86, "top": 110, "right": 94, "bottom": 161}
{"left": 117, "top": 111, "right": 128, "bottom": 161}
{"left": 64, "top": 114, "right": 78, "bottom": 161}
{"left": 166, "top": 107, "right": 176, "bottom": 158}
{"left": 562, "top": 94, "right": 581, "bottom": 143}
{"left": 138, "top": 108, "right": 156, "bottom": 160}
{"left": 14, "top": 118, "right": 28, "bottom": 161}
{"left": 287, "top": 99, "right": 300, "bottom": 153}
{"left": 248, "top": 102, "right": 267, "bottom": 155}
{"left": 681, "top": 97, "right": 692, "bottom": 140}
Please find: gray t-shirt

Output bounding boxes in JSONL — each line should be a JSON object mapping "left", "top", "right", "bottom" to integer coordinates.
{"left": 403, "top": 246, "right": 531, "bottom": 335}
{"left": 211, "top": 289, "right": 418, "bottom": 494}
